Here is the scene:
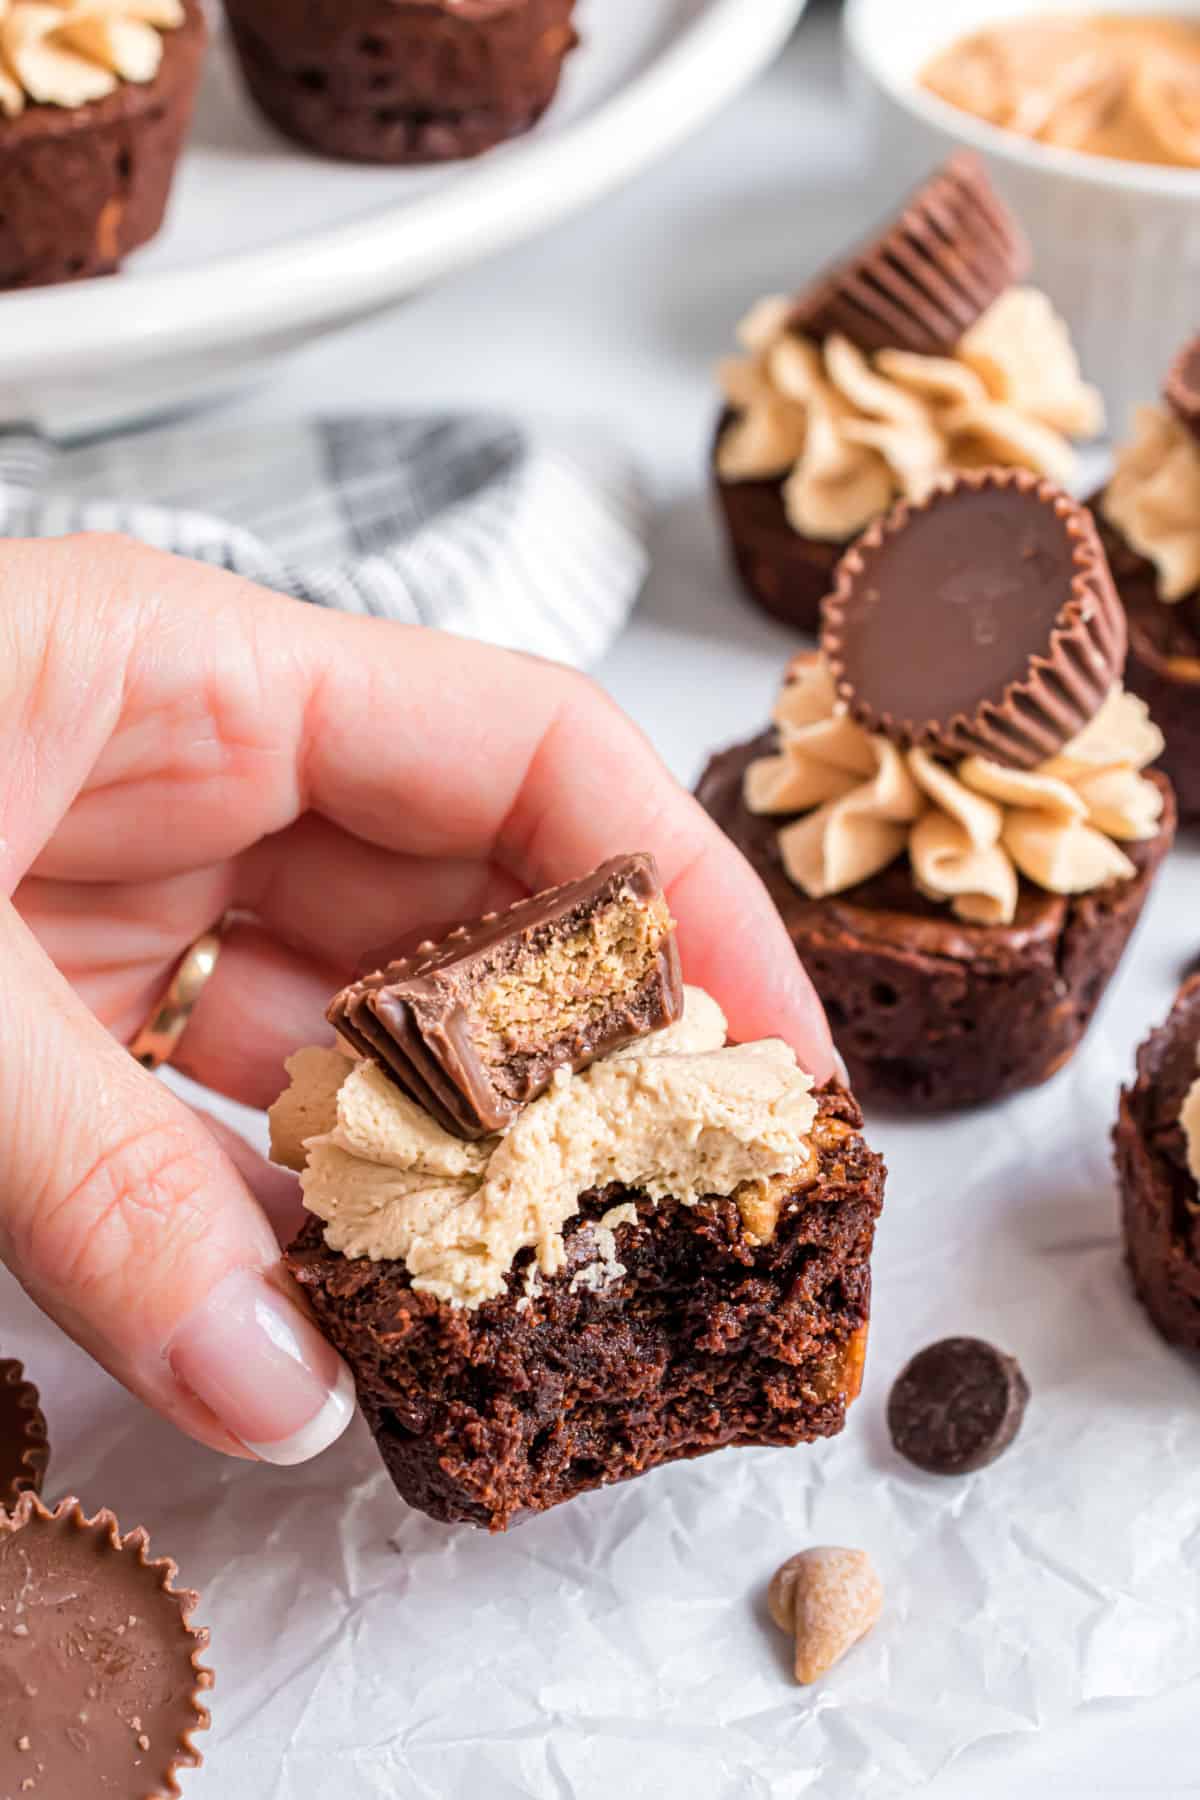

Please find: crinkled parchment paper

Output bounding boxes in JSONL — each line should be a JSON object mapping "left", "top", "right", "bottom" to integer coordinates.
{"left": 4, "top": 838, "right": 1198, "bottom": 1799}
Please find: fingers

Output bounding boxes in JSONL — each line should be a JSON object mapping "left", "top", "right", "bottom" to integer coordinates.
{"left": 0, "top": 900, "right": 354, "bottom": 1465}
{"left": 236, "top": 815, "right": 527, "bottom": 969}
{"left": 294, "top": 624, "right": 835, "bottom": 1076}
{"left": 8, "top": 536, "right": 831, "bottom": 1078}
{"left": 14, "top": 863, "right": 236, "bottom": 1028}
{"left": 188, "top": 1110, "right": 306, "bottom": 1247}
{"left": 170, "top": 922, "right": 344, "bottom": 1111}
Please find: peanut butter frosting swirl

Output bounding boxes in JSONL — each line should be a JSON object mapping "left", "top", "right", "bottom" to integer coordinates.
{"left": 744, "top": 655, "right": 1164, "bottom": 926}
{"left": 0, "top": 0, "right": 183, "bottom": 117}
{"left": 921, "top": 16, "right": 1200, "bottom": 171}
{"left": 1102, "top": 405, "right": 1200, "bottom": 603}
{"left": 717, "top": 287, "right": 1102, "bottom": 543}
{"left": 269, "top": 987, "right": 818, "bottom": 1310}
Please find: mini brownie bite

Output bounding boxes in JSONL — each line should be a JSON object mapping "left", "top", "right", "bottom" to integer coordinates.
{"left": 223, "top": 0, "right": 578, "bottom": 165}
{"left": 1094, "top": 332, "right": 1200, "bottom": 824}
{"left": 272, "top": 853, "right": 885, "bottom": 1530}
{"left": 713, "top": 156, "right": 1104, "bottom": 635}
{"left": 699, "top": 469, "right": 1176, "bottom": 1112}
{"left": 0, "top": 0, "right": 205, "bottom": 289}
{"left": 1114, "top": 976, "right": 1200, "bottom": 1348}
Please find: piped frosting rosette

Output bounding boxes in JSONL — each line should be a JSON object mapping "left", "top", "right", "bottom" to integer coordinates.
{"left": 716, "top": 155, "right": 1103, "bottom": 547}
{"left": 745, "top": 470, "right": 1166, "bottom": 928}
{"left": 0, "top": 0, "right": 184, "bottom": 117}
{"left": 1102, "top": 332, "right": 1200, "bottom": 605}
{"left": 717, "top": 287, "right": 1103, "bottom": 544}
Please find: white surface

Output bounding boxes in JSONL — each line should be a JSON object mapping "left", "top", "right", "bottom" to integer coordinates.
{"left": 8, "top": 8, "right": 1200, "bottom": 1795}
{"left": 0, "top": 0, "right": 807, "bottom": 433}
{"left": 845, "top": 0, "right": 1200, "bottom": 436}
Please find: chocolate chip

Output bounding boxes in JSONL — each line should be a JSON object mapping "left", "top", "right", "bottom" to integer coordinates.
{"left": 887, "top": 1336, "right": 1029, "bottom": 1475}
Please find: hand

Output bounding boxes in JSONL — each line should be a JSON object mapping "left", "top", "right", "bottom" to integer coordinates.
{"left": 1, "top": 534, "right": 834, "bottom": 1466}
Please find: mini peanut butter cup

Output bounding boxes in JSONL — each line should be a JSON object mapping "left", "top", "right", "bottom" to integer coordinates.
{"left": 822, "top": 468, "right": 1127, "bottom": 769}
{"left": 790, "top": 155, "right": 1030, "bottom": 358}
{"left": 1165, "top": 333, "right": 1200, "bottom": 445}
{"left": 0, "top": 1494, "right": 212, "bottom": 1799}
{"left": 0, "top": 1361, "right": 49, "bottom": 1513}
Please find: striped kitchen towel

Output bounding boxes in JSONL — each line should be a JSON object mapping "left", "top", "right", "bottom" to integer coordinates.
{"left": 0, "top": 413, "right": 648, "bottom": 669}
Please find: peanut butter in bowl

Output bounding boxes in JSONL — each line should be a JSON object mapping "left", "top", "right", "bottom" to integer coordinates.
{"left": 921, "top": 14, "right": 1200, "bottom": 168}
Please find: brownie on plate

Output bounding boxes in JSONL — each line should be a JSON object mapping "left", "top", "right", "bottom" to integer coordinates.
{"left": 0, "top": 0, "right": 205, "bottom": 289}
{"left": 223, "top": 0, "right": 578, "bottom": 164}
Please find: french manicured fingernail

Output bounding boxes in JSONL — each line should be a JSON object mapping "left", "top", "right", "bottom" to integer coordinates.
{"left": 832, "top": 1049, "right": 851, "bottom": 1089}
{"left": 168, "top": 1268, "right": 356, "bottom": 1465}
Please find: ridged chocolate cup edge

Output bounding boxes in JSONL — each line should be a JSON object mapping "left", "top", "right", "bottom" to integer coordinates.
{"left": 0, "top": 1359, "right": 49, "bottom": 1511}
{"left": 789, "top": 154, "right": 1031, "bottom": 358}
{"left": 821, "top": 467, "right": 1128, "bottom": 769}
{"left": 0, "top": 1492, "right": 213, "bottom": 1799}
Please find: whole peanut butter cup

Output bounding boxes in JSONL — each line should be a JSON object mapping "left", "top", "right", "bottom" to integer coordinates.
{"left": 822, "top": 469, "right": 1127, "bottom": 769}
{"left": 0, "top": 1361, "right": 49, "bottom": 1513}
{"left": 0, "top": 1494, "right": 212, "bottom": 1799}
{"left": 790, "top": 155, "right": 1030, "bottom": 357}
{"left": 1165, "top": 333, "right": 1200, "bottom": 445}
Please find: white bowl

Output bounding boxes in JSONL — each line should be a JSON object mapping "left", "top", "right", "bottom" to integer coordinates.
{"left": 844, "top": 0, "right": 1200, "bottom": 436}
{"left": 0, "top": 0, "right": 809, "bottom": 437}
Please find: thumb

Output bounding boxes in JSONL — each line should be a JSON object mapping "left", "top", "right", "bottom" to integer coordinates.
{"left": 0, "top": 902, "right": 355, "bottom": 1465}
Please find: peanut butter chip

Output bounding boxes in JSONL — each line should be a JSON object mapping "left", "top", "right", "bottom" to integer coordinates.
{"left": 768, "top": 1547, "right": 883, "bottom": 1685}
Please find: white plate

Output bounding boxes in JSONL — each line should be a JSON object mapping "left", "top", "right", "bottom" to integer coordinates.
{"left": 5, "top": 0, "right": 807, "bottom": 434}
